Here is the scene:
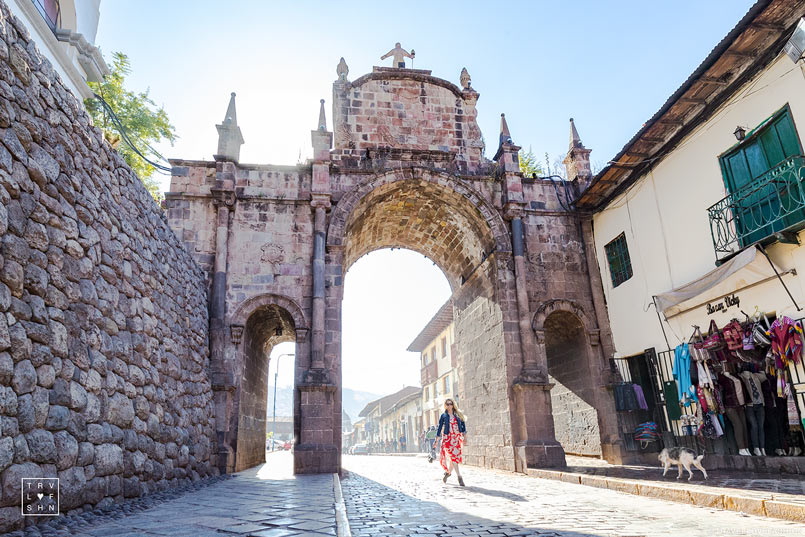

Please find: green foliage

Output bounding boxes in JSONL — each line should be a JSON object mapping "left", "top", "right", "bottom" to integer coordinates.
{"left": 85, "top": 52, "right": 176, "bottom": 203}
{"left": 518, "top": 147, "right": 543, "bottom": 178}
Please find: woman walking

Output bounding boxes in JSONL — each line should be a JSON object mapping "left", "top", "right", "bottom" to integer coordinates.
{"left": 436, "top": 398, "right": 466, "bottom": 486}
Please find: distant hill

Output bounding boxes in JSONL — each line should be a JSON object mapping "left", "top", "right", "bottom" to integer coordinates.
{"left": 266, "top": 386, "right": 383, "bottom": 423}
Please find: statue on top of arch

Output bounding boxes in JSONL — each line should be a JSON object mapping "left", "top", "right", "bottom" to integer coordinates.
{"left": 381, "top": 42, "right": 415, "bottom": 68}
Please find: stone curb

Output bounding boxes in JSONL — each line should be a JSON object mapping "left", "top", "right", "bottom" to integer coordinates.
{"left": 526, "top": 469, "right": 805, "bottom": 522}
{"left": 333, "top": 473, "right": 352, "bottom": 537}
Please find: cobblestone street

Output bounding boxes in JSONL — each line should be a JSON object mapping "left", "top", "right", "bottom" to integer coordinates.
{"left": 341, "top": 454, "right": 805, "bottom": 537}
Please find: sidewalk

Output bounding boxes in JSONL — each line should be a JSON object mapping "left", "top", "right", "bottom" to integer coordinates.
{"left": 7, "top": 451, "right": 344, "bottom": 537}
{"left": 527, "top": 455, "right": 805, "bottom": 522}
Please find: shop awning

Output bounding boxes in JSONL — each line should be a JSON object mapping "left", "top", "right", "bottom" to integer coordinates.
{"left": 655, "top": 246, "right": 792, "bottom": 319}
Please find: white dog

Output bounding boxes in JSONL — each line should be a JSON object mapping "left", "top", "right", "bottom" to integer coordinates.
{"left": 658, "top": 447, "right": 708, "bottom": 481}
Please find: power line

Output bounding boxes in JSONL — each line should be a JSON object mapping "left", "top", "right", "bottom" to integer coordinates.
{"left": 91, "top": 92, "right": 173, "bottom": 175}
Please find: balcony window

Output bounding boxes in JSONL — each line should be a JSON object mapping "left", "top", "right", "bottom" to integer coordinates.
{"left": 604, "top": 233, "right": 633, "bottom": 287}
{"left": 441, "top": 337, "right": 447, "bottom": 357}
{"left": 33, "top": 0, "right": 61, "bottom": 32}
{"left": 709, "top": 105, "right": 805, "bottom": 260}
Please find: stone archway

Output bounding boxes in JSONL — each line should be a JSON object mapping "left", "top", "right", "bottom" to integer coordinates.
{"left": 533, "top": 300, "right": 623, "bottom": 460}
{"left": 227, "top": 294, "right": 309, "bottom": 472}
{"left": 324, "top": 167, "right": 529, "bottom": 471}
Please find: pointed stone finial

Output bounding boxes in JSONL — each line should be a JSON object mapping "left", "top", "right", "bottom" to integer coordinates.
{"left": 215, "top": 92, "right": 244, "bottom": 162}
{"left": 569, "top": 117, "right": 584, "bottom": 150}
{"left": 337, "top": 57, "right": 349, "bottom": 82}
{"left": 318, "top": 99, "right": 327, "bottom": 131}
{"left": 460, "top": 67, "right": 471, "bottom": 90}
{"left": 564, "top": 117, "right": 592, "bottom": 189}
{"left": 499, "top": 113, "right": 512, "bottom": 146}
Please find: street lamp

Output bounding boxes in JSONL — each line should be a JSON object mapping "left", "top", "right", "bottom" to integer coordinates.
{"left": 271, "top": 352, "right": 294, "bottom": 452}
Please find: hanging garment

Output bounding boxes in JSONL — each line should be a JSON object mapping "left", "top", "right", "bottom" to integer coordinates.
{"left": 769, "top": 316, "right": 803, "bottom": 368}
{"left": 663, "top": 380, "right": 682, "bottom": 420}
{"left": 673, "top": 344, "right": 695, "bottom": 404}
{"left": 614, "top": 383, "right": 639, "bottom": 411}
{"left": 632, "top": 384, "right": 649, "bottom": 410}
{"left": 740, "top": 370, "right": 765, "bottom": 406}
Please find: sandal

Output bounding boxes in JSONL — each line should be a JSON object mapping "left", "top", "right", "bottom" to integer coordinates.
{"left": 458, "top": 476, "right": 465, "bottom": 487}
{"left": 443, "top": 472, "right": 450, "bottom": 483}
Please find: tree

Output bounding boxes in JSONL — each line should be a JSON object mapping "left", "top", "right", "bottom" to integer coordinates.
{"left": 518, "top": 146, "right": 543, "bottom": 178}
{"left": 85, "top": 52, "right": 176, "bottom": 203}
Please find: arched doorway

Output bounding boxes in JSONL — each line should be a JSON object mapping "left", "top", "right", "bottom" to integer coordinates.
{"left": 542, "top": 310, "right": 601, "bottom": 456}
{"left": 228, "top": 295, "right": 308, "bottom": 472}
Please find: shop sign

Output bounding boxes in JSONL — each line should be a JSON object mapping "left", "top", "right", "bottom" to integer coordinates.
{"left": 706, "top": 294, "right": 740, "bottom": 315}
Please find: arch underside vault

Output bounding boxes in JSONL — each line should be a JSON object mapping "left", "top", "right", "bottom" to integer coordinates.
{"left": 345, "top": 180, "right": 494, "bottom": 287}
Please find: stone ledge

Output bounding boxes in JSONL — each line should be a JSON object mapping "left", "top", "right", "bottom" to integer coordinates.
{"left": 526, "top": 469, "right": 805, "bottom": 522}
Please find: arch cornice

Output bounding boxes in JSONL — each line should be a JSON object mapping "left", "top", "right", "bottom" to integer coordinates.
{"left": 229, "top": 293, "right": 309, "bottom": 340}
{"left": 348, "top": 70, "right": 468, "bottom": 100}
{"left": 532, "top": 299, "right": 595, "bottom": 335}
{"left": 326, "top": 167, "right": 512, "bottom": 255}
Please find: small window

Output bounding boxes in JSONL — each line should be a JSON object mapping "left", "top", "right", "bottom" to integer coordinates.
{"left": 604, "top": 233, "right": 633, "bottom": 287}
{"left": 444, "top": 376, "right": 450, "bottom": 393}
{"left": 424, "top": 387, "right": 429, "bottom": 401}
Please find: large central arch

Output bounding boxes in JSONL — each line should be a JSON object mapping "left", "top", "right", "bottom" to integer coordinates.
{"left": 324, "top": 167, "right": 524, "bottom": 470}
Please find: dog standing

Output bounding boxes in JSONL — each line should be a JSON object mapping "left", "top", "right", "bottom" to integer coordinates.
{"left": 658, "top": 447, "right": 708, "bottom": 480}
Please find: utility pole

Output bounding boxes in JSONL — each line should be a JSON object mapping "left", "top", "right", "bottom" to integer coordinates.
{"left": 271, "top": 353, "right": 295, "bottom": 452}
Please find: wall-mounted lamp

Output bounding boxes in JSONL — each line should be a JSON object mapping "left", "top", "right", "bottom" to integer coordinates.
{"left": 734, "top": 125, "right": 746, "bottom": 142}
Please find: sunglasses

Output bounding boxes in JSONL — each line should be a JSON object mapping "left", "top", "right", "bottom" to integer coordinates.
{"left": 445, "top": 402, "right": 453, "bottom": 406}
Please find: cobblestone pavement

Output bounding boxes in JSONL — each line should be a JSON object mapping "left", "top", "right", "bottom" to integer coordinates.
{"left": 8, "top": 452, "right": 337, "bottom": 537}
{"left": 341, "top": 454, "right": 805, "bottom": 536}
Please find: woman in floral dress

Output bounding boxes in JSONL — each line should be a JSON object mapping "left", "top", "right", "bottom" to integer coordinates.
{"left": 436, "top": 398, "right": 467, "bottom": 486}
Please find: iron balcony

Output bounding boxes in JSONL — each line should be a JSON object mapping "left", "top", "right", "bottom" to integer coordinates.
{"left": 708, "top": 155, "right": 805, "bottom": 262}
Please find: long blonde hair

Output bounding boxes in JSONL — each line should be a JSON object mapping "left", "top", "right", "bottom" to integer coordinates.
{"left": 444, "top": 398, "right": 465, "bottom": 422}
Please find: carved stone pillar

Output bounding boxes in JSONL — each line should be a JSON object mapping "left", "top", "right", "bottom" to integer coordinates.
{"left": 210, "top": 162, "right": 236, "bottom": 473}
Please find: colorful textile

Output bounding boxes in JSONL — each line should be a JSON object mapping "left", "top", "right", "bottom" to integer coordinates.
{"left": 663, "top": 381, "right": 682, "bottom": 420}
{"left": 439, "top": 415, "right": 463, "bottom": 471}
{"left": 632, "top": 384, "right": 649, "bottom": 410}
{"left": 769, "top": 316, "right": 803, "bottom": 368}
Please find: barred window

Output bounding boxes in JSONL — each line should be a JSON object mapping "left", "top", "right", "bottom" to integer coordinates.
{"left": 604, "top": 233, "right": 633, "bottom": 288}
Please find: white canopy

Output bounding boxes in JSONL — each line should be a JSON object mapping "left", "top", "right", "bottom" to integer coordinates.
{"left": 655, "top": 246, "right": 787, "bottom": 318}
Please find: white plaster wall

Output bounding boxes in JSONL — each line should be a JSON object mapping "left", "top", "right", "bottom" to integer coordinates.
{"left": 593, "top": 53, "right": 805, "bottom": 357}
{"left": 75, "top": 0, "right": 100, "bottom": 43}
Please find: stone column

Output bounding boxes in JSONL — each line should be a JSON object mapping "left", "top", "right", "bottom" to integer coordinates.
{"left": 310, "top": 200, "right": 328, "bottom": 372}
{"left": 209, "top": 161, "right": 236, "bottom": 473}
{"left": 494, "top": 115, "right": 565, "bottom": 470}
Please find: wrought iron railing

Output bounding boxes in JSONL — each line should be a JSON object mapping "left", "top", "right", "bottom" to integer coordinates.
{"left": 708, "top": 155, "right": 805, "bottom": 261}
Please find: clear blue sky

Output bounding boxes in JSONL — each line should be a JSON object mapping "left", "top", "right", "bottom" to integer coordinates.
{"left": 94, "top": 1, "right": 756, "bottom": 394}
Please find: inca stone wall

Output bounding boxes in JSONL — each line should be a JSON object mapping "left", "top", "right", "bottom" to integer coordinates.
{"left": 0, "top": 3, "right": 215, "bottom": 531}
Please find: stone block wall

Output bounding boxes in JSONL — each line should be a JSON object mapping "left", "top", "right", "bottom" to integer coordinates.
{"left": 332, "top": 68, "right": 484, "bottom": 173}
{"left": 0, "top": 3, "right": 214, "bottom": 530}
{"left": 453, "top": 259, "right": 515, "bottom": 471}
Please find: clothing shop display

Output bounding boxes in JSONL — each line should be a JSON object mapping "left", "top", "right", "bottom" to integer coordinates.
{"left": 672, "top": 343, "right": 696, "bottom": 405}
{"left": 663, "top": 381, "right": 682, "bottom": 420}
{"left": 633, "top": 384, "right": 649, "bottom": 411}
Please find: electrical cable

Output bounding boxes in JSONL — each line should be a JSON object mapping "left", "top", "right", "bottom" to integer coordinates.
{"left": 91, "top": 92, "right": 173, "bottom": 175}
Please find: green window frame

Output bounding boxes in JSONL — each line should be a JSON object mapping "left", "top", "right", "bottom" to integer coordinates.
{"left": 604, "top": 233, "right": 633, "bottom": 288}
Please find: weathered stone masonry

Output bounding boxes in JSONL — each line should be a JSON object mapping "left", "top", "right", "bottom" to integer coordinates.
{"left": 166, "top": 61, "right": 628, "bottom": 475}
{"left": 0, "top": 1, "right": 215, "bottom": 531}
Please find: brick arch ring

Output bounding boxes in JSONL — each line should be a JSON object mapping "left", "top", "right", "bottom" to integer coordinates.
{"left": 532, "top": 298, "right": 597, "bottom": 344}
{"left": 228, "top": 293, "right": 309, "bottom": 342}
{"left": 325, "top": 166, "right": 513, "bottom": 255}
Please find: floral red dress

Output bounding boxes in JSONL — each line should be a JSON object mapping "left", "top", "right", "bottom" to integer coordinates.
{"left": 439, "top": 414, "right": 463, "bottom": 471}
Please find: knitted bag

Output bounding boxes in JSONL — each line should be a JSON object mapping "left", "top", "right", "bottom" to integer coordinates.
{"left": 723, "top": 319, "right": 743, "bottom": 351}
{"left": 702, "top": 319, "right": 724, "bottom": 350}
